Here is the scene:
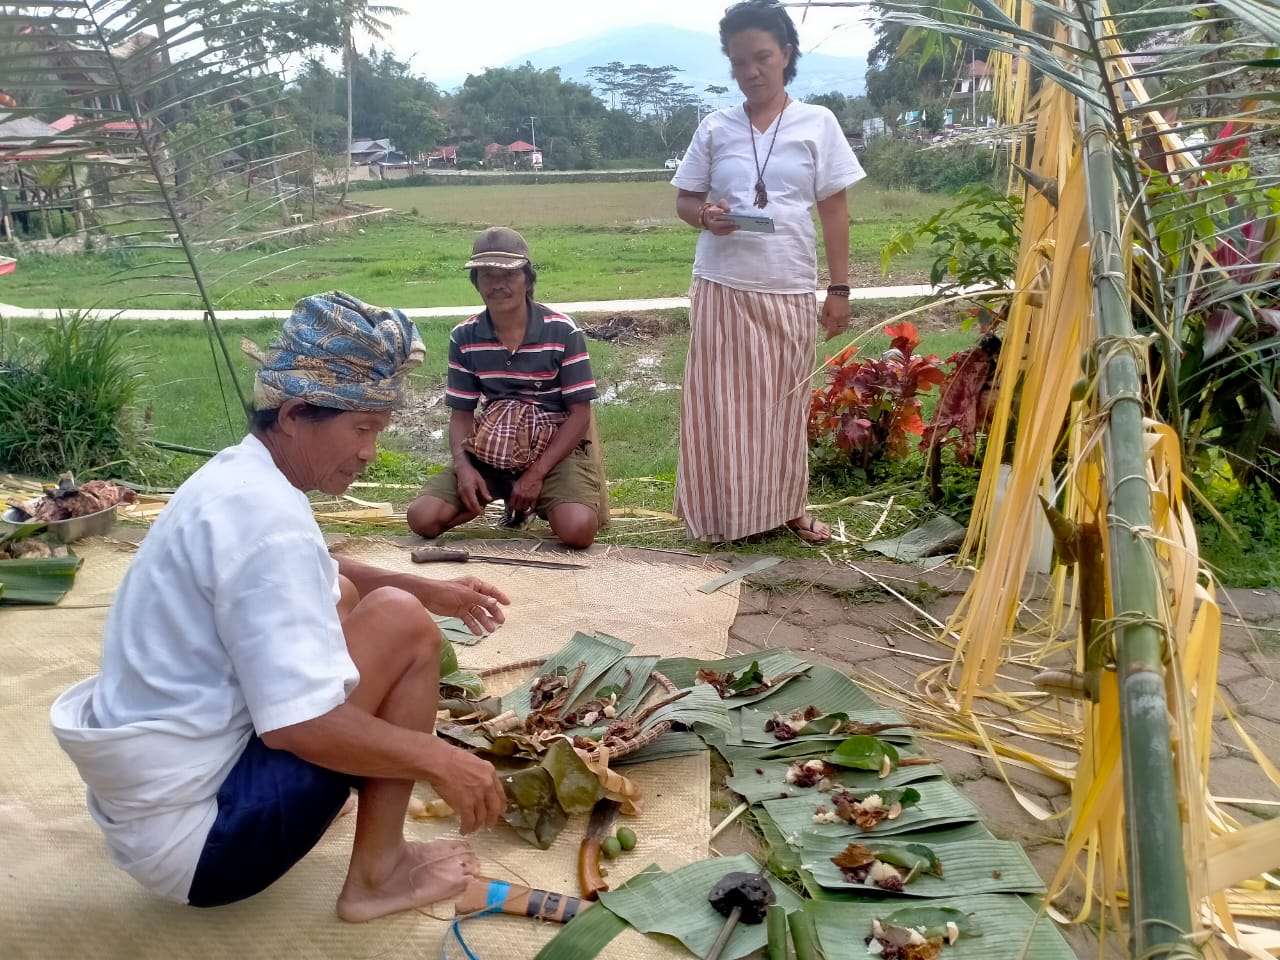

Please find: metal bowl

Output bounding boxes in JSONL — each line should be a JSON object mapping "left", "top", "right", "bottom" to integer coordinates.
{"left": 2, "top": 504, "right": 117, "bottom": 544}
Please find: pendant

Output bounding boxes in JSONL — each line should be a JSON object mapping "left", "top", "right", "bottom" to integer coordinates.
{"left": 754, "top": 177, "right": 768, "bottom": 209}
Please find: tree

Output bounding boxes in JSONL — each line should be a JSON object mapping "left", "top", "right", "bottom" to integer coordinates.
{"left": 705, "top": 84, "right": 729, "bottom": 109}
{"left": 387, "top": 99, "right": 443, "bottom": 162}
{"left": 331, "top": 1, "right": 405, "bottom": 201}
{"left": 613, "top": 64, "right": 699, "bottom": 154}
{"left": 586, "top": 61, "right": 627, "bottom": 109}
{"left": 453, "top": 65, "right": 616, "bottom": 169}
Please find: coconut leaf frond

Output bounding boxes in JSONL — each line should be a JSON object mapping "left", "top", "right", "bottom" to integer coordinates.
{"left": 0, "top": 2, "right": 331, "bottom": 428}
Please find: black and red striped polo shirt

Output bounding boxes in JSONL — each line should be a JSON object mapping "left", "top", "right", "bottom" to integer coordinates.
{"left": 444, "top": 302, "right": 598, "bottom": 413}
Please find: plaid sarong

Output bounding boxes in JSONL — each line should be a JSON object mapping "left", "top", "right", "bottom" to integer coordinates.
{"left": 464, "top": 399, "right": 567, "bottom": 471}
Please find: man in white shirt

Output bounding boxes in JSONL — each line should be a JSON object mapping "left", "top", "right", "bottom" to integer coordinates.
{"left": 51, "top": 292, "right": 510, "bottom": 921}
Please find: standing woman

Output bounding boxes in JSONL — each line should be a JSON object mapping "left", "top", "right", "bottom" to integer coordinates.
{"left": 671, "top": 0, "right": 865, "bottom": 543}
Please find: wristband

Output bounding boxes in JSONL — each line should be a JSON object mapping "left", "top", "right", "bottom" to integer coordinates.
{"left": 698, "top": 202, "right": 715, "bottom": 229}
{"left": 826, "top": 284, "right": 851, "bottom": 297}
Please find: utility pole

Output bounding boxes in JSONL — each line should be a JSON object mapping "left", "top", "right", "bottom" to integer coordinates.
{"left": 971, "top": 49, "right": 978, "bottom": 125}
{"left": 529, "top": 116, "right": 537, "bottom": 149}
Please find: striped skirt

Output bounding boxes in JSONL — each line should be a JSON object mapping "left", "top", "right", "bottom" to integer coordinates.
{"left": 674, "top": 278, "right": 816, "bottom": 542}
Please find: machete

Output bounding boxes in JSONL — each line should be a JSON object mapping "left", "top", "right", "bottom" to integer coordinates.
{"left": 454, "top": 877, "right": 587, "bottom": 923}
{"left": 411, "top": 547, "right": 586, "bottom": 570}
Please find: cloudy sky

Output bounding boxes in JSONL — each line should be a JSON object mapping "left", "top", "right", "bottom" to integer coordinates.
{"left": 392, "top": 0, "right": 877, "bottom": 83}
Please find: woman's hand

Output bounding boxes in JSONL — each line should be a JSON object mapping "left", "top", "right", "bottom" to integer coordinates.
{"left": 701, "top": 198, "right": 740, "bottom": 237}
{"left": 820, "top": 294, "right": 851, "bottom": 341}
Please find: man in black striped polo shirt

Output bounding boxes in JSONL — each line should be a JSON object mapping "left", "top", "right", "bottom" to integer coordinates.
{"left": 407, "top": 227, "right": 602, "bottom": 549}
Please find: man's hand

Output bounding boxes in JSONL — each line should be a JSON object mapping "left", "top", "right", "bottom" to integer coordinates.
{"left": 419, "top": 575, "right": 510, "bottom": 635}
{"left": 456, "top": 462, "right": 493, "bottom": 515}
{"left": 507, "top": 469, "right": 545, "bottom": 514}
{"left": 820, "top": 294, "right": 851, "bottom": 342}
{"left": 427, "top": 743, "right": 507, "bottom": 834}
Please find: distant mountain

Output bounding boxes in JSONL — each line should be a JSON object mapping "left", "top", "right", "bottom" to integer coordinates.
{"left": 441, "top": 24, "right": 867, "bottom": 100}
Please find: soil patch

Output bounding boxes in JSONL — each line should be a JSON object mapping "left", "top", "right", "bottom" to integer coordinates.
{"left": 582, "top": 311, "right": 682, "bottom": 343}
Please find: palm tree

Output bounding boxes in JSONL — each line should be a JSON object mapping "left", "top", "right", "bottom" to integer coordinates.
{"left": 337, "top": 1, "right": 404, "bottom": 202}
{"left": 818, "top": 0, "right": 1280, "bottom": 956}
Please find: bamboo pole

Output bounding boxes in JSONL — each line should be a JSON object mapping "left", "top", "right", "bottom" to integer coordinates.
{"left": 1076, "top": 11, "right": 1194, "bottom": 954}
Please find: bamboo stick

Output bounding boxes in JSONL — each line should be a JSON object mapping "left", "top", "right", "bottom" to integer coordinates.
{"left": 1076, "top": 11, "right": 1193, "bottom": 951}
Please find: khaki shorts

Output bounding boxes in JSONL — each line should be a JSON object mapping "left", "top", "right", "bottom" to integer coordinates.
{"left": 420, "top": 444, "right": 601, "bottom": 517}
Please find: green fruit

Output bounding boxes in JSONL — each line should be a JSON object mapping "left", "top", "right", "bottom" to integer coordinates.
{"left": 601, "top": 836, "right": 622, "bottom": 859}
{"left": 1069, "top": 377, "right": 1089, "bottom": 403}
{"left": 616, "top": 827, "right": 638, "bottom": 851}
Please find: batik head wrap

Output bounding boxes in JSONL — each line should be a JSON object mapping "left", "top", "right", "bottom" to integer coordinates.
{"left": 242, "top": 291, "right": 425, "bottom": 411}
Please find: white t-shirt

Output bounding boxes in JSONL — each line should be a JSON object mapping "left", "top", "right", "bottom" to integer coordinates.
{"left": 671, "top": 100, "right": 866, "bottom": 294}
{"left": 49, "top": 434, "right": 359, "bottom": 902}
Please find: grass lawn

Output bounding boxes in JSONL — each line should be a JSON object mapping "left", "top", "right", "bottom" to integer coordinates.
{"left": 3, "top": 306, "right": 980, "bottom": 558}
{"left": 0, "top": 182, "right": 950, "bottom": 312}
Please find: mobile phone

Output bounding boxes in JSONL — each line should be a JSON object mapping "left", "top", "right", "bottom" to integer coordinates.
{"left": 721, "top": 213, "right": 776, "bottom": 233}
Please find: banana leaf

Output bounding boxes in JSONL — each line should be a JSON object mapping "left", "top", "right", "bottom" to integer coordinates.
{"left": 696, "top": 556, "right": 783, "bottom": 593}
{"left": 643, "top": 684, "right": 732, "bottom": 732}
{"left": 565, "top": 654, "right": 659, "bottom": 720}
{"left": 500, "top": 765, "right": 565, "bottom": 849}
{"left": 762, "top": 779, "right": 981, "bottom": 841}
{"left": 745, "top": 663, "right": 893, "bottom": 717}
{"left": 616, "top": 732, "right": 708, "bottom": 765}
{"left": 440, "top": 671, "right": 485, "bottom": 699}
{"left": 433, "top": 614, "right": 481, "bottom": 647}
{"left": 504, "top": 631, "right": 633, "bottom": 718}
{"left": 807, "top": 893, "right": 1076, "bottom": 960}
{"left": 499, "top": 739, "right": 604, "bottom": 849}
{"left": 0, "top": 554, "right": 83, "bottom": 605}
{"left": 599, "top": 854, "right": 804, "bottom": 960}
{"left": 798, "top": 829, "right": 1046, "bottom": 898}
{"left": 754, "top": 804, "right": 802, "bottom": 873}
{"left": 724, "top": 750, "right": 943, "bottom": 805}
{"left": 533, "top": 864, "right": 666, "bottom": 960}
{"left": 738, "top": 706, "right": 911, "bottom": 746}
{"left": 654, "top": 649, "right": 812, "bottom": 706}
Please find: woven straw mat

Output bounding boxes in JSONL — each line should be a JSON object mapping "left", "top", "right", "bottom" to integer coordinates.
{"left": 0, "top": 538, "right": 739, "bottom": 960}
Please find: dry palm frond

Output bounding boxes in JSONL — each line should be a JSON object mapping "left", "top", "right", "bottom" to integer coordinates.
{"left": 817, "top": 0, "right": 1280, "bottom": 952}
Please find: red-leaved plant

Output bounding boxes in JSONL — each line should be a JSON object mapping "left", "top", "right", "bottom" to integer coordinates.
{"left": 809, "top": 323, "right": 947, "bottom": 469}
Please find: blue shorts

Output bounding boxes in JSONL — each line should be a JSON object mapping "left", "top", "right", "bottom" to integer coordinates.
{"left": 187, "top": 735, "right": 359, "bottom": 908}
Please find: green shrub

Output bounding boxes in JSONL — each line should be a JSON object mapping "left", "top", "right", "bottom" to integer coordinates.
{"left": 1197, "top": 475, "right": 1280, "bottom": 588}
{"left": 859, "top": 139, "right": 1001, "bottom": 194}
{"left": 0, "top": 313, "right": 146, "bottom": 477}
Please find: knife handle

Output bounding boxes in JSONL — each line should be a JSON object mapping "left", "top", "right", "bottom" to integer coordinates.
{"left": 411, "top": 548, "right": 469, "bottom": 564}
{"left": 578, "top": 837, "right": 610, "bottom": 900}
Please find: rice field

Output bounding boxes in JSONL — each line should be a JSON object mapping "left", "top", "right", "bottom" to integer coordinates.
{"left": 0, "top": 180, "right": 949, "bottom": 312}
{"left": 358, "top": 179, "right": 946, "bottom": 229}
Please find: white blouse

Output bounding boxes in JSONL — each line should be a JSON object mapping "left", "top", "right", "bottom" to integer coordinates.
{"left": 672, "top": 100, "right": 865, "bottom": 294}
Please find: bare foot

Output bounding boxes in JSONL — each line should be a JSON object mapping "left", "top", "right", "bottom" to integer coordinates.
{"left": 787, "top": 514, "right": 832, "bottom": 544}
{"left": 337, "top": 839, "right": 479, "bottom": 923}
